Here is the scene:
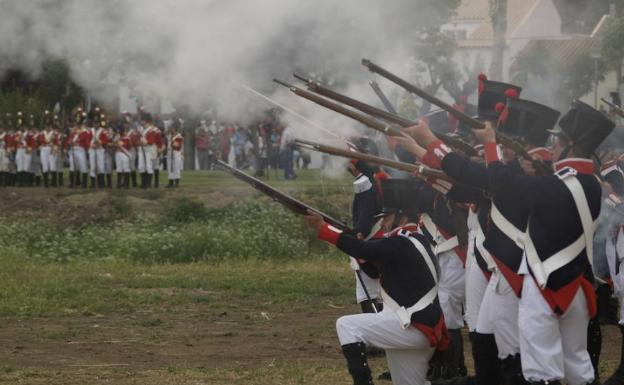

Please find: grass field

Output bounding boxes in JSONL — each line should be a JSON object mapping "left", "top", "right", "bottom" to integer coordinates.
{"left": 0, "top": 169, "right": 622, "bottom": 384}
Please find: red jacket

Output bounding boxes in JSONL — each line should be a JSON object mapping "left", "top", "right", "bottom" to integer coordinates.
{"left": 77, "top": 130, "right": 92, "bottom": 150}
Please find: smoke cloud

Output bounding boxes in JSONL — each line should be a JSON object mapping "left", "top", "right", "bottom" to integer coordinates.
{"left": 0, "top": 0, "right": 457, "bottom": 139}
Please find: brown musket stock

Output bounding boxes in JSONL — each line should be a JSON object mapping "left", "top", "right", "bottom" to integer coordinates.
{"left": 362, "top": 59, "right": 551, "bottom": 175}
{"left": 292, "top": 73, "right": 477, "bottom": 156}
{"left": 602, "top": 98, "right": 624, "bottom": 119}
{"left": 274, "top": 78, "right": 404, "bottom": 137}
{"left": 294, "top": 138, "right": 452, "bottom": 182}
{"left": 215, "top": 160, "right": 350, "bottom": 231}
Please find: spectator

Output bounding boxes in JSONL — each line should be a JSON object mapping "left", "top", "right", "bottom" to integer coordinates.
{"left": 278, "top": 125, "right": 296, "bottom": 180}
{"left": 195, "top": 121, "right": 209, "bottom": 170}
{"left": 232, "top": 126, "right": 247, "bottom": 168}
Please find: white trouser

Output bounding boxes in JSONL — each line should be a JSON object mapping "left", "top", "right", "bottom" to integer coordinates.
{"left": 606, "top": 232, "right": 624, "bottom": 324}
{"left": 89, "top": 148, "right": 105, "bottom": 177}
{"left": 152, "top": 155, "right": 160, "bottom": 172}
{"left": 137, "top": 146, "right": 155, "bottom": 174}
{"left": 437, "top": 250, "right": 465, "bottom": 329}
{"left": 0, "top": 148, "right": 8, "bottom": 172}
{"left": 69, "top": 148, "right": 88, "bottom": 173}
{"left": 115, "top": 152, "right": 131, "bottom": 173}
{"left": 40, "top": 146, "right": 57, "bottom": 173}
{"left": 354, "top": 271, "right": 381, "bottom": 303}
{"left": 476, "top": 269, "right": 520, "bottom": 358}
{"left": 16, "top": 148, "right": 32, "bottom": 172}
{"left": 129, "top": 148, "right": 137, "bottom": 171}
{"left": 464, "top": 252, "right": 489, "bottom": 332}
{"left": 336, "top": 309, "right": 435, "bottom": 385}
{"left": 104, "top": 151, "right": 113, "bottom": 174}
{"left": 519, "top": 274, "right": 593, "bottom": 385}
{"left": 167, "top": 151, "right": 183, "bottom": 180}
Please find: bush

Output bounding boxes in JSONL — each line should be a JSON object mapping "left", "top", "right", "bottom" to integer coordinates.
{"left": 0, "top": 199, "right": 341, "bottom": 264}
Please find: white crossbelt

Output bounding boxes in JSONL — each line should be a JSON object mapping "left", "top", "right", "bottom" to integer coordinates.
{"left": 381, "top": 235, "right": 438, "bottom": 329}
{"left": 524, "top": 167, "right": 597, "bottom": 288}
{"left": 475, "top": 222, "right": 497, "bottom": 271}
{"left": 490, "top": 203, "right": 526, "bottom": 249}
{"left": 421, "top": 214, "right": 459, "bottom": 255}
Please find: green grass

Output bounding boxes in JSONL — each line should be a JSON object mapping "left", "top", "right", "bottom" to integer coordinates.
{"left": 0, "top": 255, "right": 353, "bottom": 318}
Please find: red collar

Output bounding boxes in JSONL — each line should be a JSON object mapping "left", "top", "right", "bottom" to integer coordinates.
{"left": 554, "top": 158, "right": 595, "bottom": 175}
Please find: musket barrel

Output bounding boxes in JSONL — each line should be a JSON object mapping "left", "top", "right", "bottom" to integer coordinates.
{"left": 274, "top": 78, "right": 404, "bottom": 137}
{"left": 295, "top": 139, "right": 451, "bottom": 181}
{"left": 291, "top": 73, "right": 477, "bottom": 156}
{"left": 215, "top": 160, "right": 350, "bottom": 230}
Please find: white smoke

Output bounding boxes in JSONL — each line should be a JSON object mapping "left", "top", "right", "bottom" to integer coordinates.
{"left": 0, "top": 0, "right": 457, "bottom": 139}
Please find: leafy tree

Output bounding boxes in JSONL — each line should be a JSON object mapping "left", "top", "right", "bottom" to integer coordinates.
{"left": 602, "top": 16, "right": 624, "bottom": 89}
{"left": 510, "top": 41, "right": 605, "bottom": 111}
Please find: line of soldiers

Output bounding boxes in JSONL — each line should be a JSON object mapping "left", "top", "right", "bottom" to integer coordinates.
{"left": 300, "top": 74, "right": 624, "bottom": 385}
{"left": 0, "top": 108, "right": 184, "bottom": 189}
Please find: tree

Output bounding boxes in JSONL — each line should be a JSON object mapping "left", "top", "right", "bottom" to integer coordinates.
{"left": 602, "top": 16, "right": 624, "bottom": 91}
{"left": 510, "top": 42, "right": 605, "bottom": 112}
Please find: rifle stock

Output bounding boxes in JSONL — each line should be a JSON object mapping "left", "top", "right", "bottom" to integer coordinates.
{"left": 294, "top": 138, "right": 452, "bottom": 182}
{"left": 215, "top": 160, "right": 350, "bottom": 231}
{"left": 362, "top": 59, "right": 551, "bottom": 175}
{"left": 292, "top": 73, "right": 477, "bottom": 156}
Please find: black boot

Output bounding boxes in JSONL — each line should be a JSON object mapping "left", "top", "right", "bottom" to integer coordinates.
{"left": 34, "top": 174, "right": 40, "bottom": 187}
{"left": 473, "top": 333, "right": 502, "bottom": 385}
{"left": 341, "top": 342, "right": 374, "bottom": 385}
{"left": 166, "top": 179, "right": 174, "bottom": 188}
{"left": 51, "top": 172, "right": 57, "bottom": 187}
{"left": 587, "top": 315, "right": 602, "bottom": 383}
{"left": 124, "top": 173, "right": 130, "bottom": 189}
{"left": 174, "top": 179, "right": 179, "bottom": 188}
{"left": 604, "top": 326, "right": 624, "bottom": 385}
{"left": 0, "top": 172, "right": 5, "bottom": 187}
{"left": 117, "top": 173, "right": 123, "bottom": 188}
{"left": 69, "top": 171, "right": 75, "bottom": 188}
{"left": 597, "top": 283, "right": 618, "bottom": 325}
{"left": 82, "top": 173, "right": 88, "bottom": 189}
{"left": 140, "top": 173, "right": 147, "bottom": 189}
{"left": 97, "top": 174, "right": 105, "bottom": 188}
{"left": 131, "top": 171, "right": 137, "bottom": 188}
{"left": 43, "top": 172, "right": 49, "bottom": 188}
{"left": 90, "top": 176, "right": 96, "bottom": 189}
{"left": 146, "top": 173, "right": 153, "bottom": 188}
{"left": 360, "top": 300, "right": 378, "bottom": 314}
{"left": 501, "top": 354, "right": 528, "bottom": 385}
{"left": 154, "top": 170, "right": 159, "bottom": 188}
{"left": 106, "top": 174, "right": 112, "bottom": 188}
{"left": 58, "top": 172, "right": 64, "bottom": 187}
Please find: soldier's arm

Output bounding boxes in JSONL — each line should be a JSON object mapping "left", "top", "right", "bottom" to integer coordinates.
{"left": 317, "top": 223, "right": 397, "bottom": 263}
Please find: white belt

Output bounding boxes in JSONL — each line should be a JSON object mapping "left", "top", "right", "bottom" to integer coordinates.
{"left": 475, "top": 222, "right": 497, "bottom": 271}
{"left": 422, "top": 214, "right": 458, "bottom": 255}
{"left": 490, "top": 203, "right": 526, "bottom": 249}
{"left": 525, "top": 168, "right": 597, "bottom": 288}
{"left": 381, "top": 236, "right": 438, "bottom": 329}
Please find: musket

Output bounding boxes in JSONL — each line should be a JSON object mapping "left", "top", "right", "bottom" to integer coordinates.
{"left": 601, "top": 98, "right": 624, "bottom": 118}
{"left": 362, "top": 59, "right": 552, "bottom": 175}
{"left": 291, "top": 74, "right": 477, "bottom": 156}
{"left": 294, "top": 138, "right": 452, "bottom": 182}
{"left": 369, "top": 81, "right": 397, "bottom": 114}
{"left": 274, "top": 78, "right": 404, "bottom": 137}
{"left": 215, "top": 160, "right": 350, "bottom": 230}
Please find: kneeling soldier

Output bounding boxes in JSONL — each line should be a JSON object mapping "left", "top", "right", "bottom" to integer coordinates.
{"left": 305, "top": 178, "right": 448, "bottom": 385}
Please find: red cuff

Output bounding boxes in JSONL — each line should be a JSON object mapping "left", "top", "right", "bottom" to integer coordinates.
{"left": 484, "top": 142, "right": 501, "bottom": 165}
{"left": 422, "top": 140, "right": 451, "bottom": 169}
{"left": 317, "top": 223, "right": 343, "bottom": 245}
